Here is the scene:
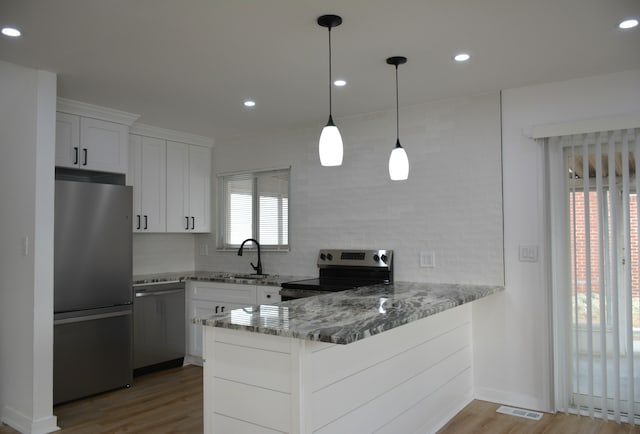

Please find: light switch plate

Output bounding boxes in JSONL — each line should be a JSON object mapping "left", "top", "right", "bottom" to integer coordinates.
{"left": 420, "top": 251, "right": 435, "bottom": 268}
{"left": 519, "top": 245, "right": 538, "bottom": 262}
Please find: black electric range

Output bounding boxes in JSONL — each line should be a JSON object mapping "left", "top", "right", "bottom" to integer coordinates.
{"left": 280, "top": 249, "right": 393, "bottom": 301}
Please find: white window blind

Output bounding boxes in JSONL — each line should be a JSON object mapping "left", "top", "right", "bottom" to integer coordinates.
{"left": 220, "top": 168, "right": 290, "bottom": 249}
{"left": 549, "top": 128, "right": 640, "bottom": 423}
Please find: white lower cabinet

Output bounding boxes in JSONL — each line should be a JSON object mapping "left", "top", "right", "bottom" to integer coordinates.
{"left": 187, "top": 282, "right": 281, "bottom": 362}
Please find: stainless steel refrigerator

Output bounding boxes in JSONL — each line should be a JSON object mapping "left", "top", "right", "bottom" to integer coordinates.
{"left": 53, "top": 174, "right": 133, "bottom": 405}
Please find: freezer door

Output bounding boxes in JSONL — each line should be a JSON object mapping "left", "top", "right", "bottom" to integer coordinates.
{"left": 55, "top": 180, "right": 133, "bottom": 312}
{"left": 53, "top": 306, "right": 133, "bottom": 404}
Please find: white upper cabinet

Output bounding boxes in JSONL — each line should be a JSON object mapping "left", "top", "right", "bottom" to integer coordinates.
{"left": 55, "top": 98, "right": 140, "bottom": 174}
{"left": 129, "top": 134, "right": 166, "bottom": 232}
{"left": 55, "top": 114, "right": 129, "bottom": 173}
{"left": 166, "top": 141, "right": 211, "bottom": 233}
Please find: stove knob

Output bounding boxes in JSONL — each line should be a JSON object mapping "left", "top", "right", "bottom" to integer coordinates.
{"left": 327, "top": 253, "right": 333, "bottom": 261}
{"left": 320, "top": 253, "right": 326, "bottom": 260}
{"left": 381, "top": 254, "right": 388, "bottom": 264}
{"left": 373, "top": 254, "right": 380, "bottom": 262}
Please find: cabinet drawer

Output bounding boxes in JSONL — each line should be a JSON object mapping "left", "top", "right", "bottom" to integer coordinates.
{"left": 188, "top": 281, "right": 256, "bottom": 304}
{"left": 257, "top": 286, "right": 281, "bottom": 304}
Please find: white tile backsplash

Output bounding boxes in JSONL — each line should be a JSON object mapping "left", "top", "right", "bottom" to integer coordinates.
{"left": 193, "top": 92, "right": 504, "bottom": 285}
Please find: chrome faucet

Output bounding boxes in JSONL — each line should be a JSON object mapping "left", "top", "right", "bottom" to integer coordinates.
{"left": 237, "top": 238, "right": 263, "bottom": 275}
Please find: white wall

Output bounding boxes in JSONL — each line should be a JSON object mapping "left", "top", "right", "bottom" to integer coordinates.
{"left": 0, "top": 61, "right": 58, "bottom": 433}
{"left": 473, "top": 69, "right": 640, "bottom": 412}
{"left": 133, "top": 233, "right": 196, "bottom": 276}
{"left": 195, "top": 93, "right": 504, "bottom": 285}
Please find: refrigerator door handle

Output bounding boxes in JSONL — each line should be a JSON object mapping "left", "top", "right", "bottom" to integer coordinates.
{"left": 54, "top": 310, "right": 131, "bottom": 326}
{"left": 135, "top": 289, "right": 184, "bottom": 298}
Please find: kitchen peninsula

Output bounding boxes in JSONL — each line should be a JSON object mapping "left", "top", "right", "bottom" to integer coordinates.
{"left": 196, "top": 282, "right": 503, "bottom": 434}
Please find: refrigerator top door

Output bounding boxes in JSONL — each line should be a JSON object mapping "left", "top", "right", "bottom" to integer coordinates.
{"left": 55, "top": 180, "right": 133, "bottom": 313}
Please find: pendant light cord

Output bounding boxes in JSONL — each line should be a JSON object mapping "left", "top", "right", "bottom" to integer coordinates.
{"left": 395, "top": 65, "right": 399, "bottom": 142}
{"left": 328, "top": 27, "right": 333, "bottom": 117}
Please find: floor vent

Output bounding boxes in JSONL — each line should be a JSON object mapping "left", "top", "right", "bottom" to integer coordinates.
{"left": 496, "top": 405, "right": 544, "bottom": 421}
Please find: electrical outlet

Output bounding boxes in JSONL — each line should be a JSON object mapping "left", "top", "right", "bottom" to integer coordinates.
{"left": 199, "top": 243, "right": 209, "bottom": 256}
{"left": 419, "top": 251, "right": 435, "bottom": 268}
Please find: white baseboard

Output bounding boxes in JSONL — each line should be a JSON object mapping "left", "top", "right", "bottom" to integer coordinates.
{"left": 1, "top": 405, "right": 59, "bottom": 434}
{"left": 183, "top": 354, "right": 203, "bottom": 367}
{"left": 426, "top": 393, "right": 474, "bottom": 434}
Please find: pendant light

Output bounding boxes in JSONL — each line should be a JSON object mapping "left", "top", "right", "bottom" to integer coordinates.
{"left": 387, "top": 56, "right": 409, "bottom": 181}
{"left": 317, "top": 14, "right": 343, "bottom": 167}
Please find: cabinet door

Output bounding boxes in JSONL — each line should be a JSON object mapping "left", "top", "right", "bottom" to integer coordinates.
{"left": 80, "top": 117, "right": 128, "bottom": 173}
{"left": 188, "top": 299, "right": 218, "bottom": 359}
{"left": 188, "top": 145, "right": 211, "bottom": 233}
{"left": 139, "top": 136, "right": 166, "bottom": 232}
{"left": 55, "top": 112, "right": 80, "bottom": 168}
{"left": 166, "top": 141, "right": 190, "bottom": 232}
{"left": 129, "top": 135, "right": 166, "bottom": 232}
{"left": 129, "top": 135, "right": 143, "bottom": 231}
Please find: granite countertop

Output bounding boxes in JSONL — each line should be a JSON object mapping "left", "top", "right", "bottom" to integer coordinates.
{"left": 196, "top": 282, "right": 503, "bottom": 345}
{"left": 132, "top": 270, "right": 310, "bottom": 287}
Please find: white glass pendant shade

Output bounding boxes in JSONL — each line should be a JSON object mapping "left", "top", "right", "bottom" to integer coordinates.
{"left": 389, "top": 142, "right": 409, "bottom": 180}
{"left": 319, "top": 117, "right": 343, "bottom": 166}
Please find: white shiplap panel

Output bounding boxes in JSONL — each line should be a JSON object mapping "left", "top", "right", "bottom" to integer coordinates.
{"left": 212, "top": 413, "right": 285, "bottom": 434}
{"left": 213, "top": 341, "right": 292, "bottom": 393}
{"left": 312, "top": 323, "right": 471, "bottom": 430}
{"left": 312, "top": 304, "right": 471, "bottom": 391}
{"left": 374, "top": 369, "right": 473, "bottom": 434}
{"left": 313, "top": 346, "right": 472, "bottom": 434}
{"left": 214, "top": 327, "right": 292, "bottom": 353}
{"left": 213, "top": 378, "right": 291, "bottom": 433}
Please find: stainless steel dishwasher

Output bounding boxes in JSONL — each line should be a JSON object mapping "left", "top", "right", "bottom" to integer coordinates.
{"left": 133, "top": 281, "right": 185, "bottom": 375}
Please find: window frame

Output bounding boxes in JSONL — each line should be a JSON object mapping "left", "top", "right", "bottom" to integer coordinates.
{"left": 217, "top": 167, "right": 290, "bottom": 251}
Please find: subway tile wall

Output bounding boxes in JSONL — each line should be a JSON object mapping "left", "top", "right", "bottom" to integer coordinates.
{"left": 192, "top": 92, "right": 504, "bottom": 285}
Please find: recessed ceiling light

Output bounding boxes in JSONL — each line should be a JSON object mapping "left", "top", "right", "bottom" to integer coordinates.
{"left": 454, "top": 53, "right": 471, "bottom": 62}
{"left": 1, "top": 27, "right": 21, "bottom": 37}
{"left": 334, "top": 79, "right": 347, "bottom": 87}
{"left": 619, "top": 18, "right": 639, "bottom": 29}
{"left": 243, "top": 100, "right": 256, "bottom": 108}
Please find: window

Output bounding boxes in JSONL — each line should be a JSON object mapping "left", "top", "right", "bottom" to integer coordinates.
{"left": 219, "top": 168, "right": 289, "bottom": 250}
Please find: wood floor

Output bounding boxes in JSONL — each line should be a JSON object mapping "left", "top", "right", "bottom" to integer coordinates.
{"left": 0, "top": 365, "right": 203, "bottom": 434}
{"left": 2, "top": 366, "right": 640, "bottom": 433}
{"left": 438, "top": 400, "right": 640, "bottom": 434}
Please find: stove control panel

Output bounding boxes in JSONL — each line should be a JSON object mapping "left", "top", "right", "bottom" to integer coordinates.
{"left": 317, "top": 249, "right": 393, "bottom": 269}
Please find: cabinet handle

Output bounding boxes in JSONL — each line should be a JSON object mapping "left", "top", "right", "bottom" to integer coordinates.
{"left": 73, "top": 147, "right": 79, "bottom": 165}
{"left": 82, "top": 148, "right": 88, "bottom": 166}
{"left": 221, "top": 306, "right": 225, "bottom": 312}
{"left": 185, "top": 216, "right": 189, "bottom": 230}
{"left": 191, "top": 216, "right": 195, "bottom": 230}
{"left": 266, "top": 294, "right": 271, "bottom": 299}
{"left": 136, "top": 215, "right": 141, "bottom": 230}
{"left": 144, "top": 215, "right": 148, "bottom": 230}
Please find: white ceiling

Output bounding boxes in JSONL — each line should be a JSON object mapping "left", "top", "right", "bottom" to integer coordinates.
{"left": 1, "top": 0, "right": 639, "bottom": 140}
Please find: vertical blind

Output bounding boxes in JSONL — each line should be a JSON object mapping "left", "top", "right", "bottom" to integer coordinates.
{"left": 555, "top": 128, "right": 640, "bottom": 423}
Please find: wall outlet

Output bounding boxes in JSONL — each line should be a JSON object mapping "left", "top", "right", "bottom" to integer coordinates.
{"left": 420, "top": 251, "right": 435, "bottom": 268}
{"left": 199, "top": 243, "right": 209, "bottom": 256}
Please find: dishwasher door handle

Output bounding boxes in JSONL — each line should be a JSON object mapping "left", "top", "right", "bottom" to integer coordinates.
{"left": 135, "top": 289, "right": 184, "bottom": 298}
